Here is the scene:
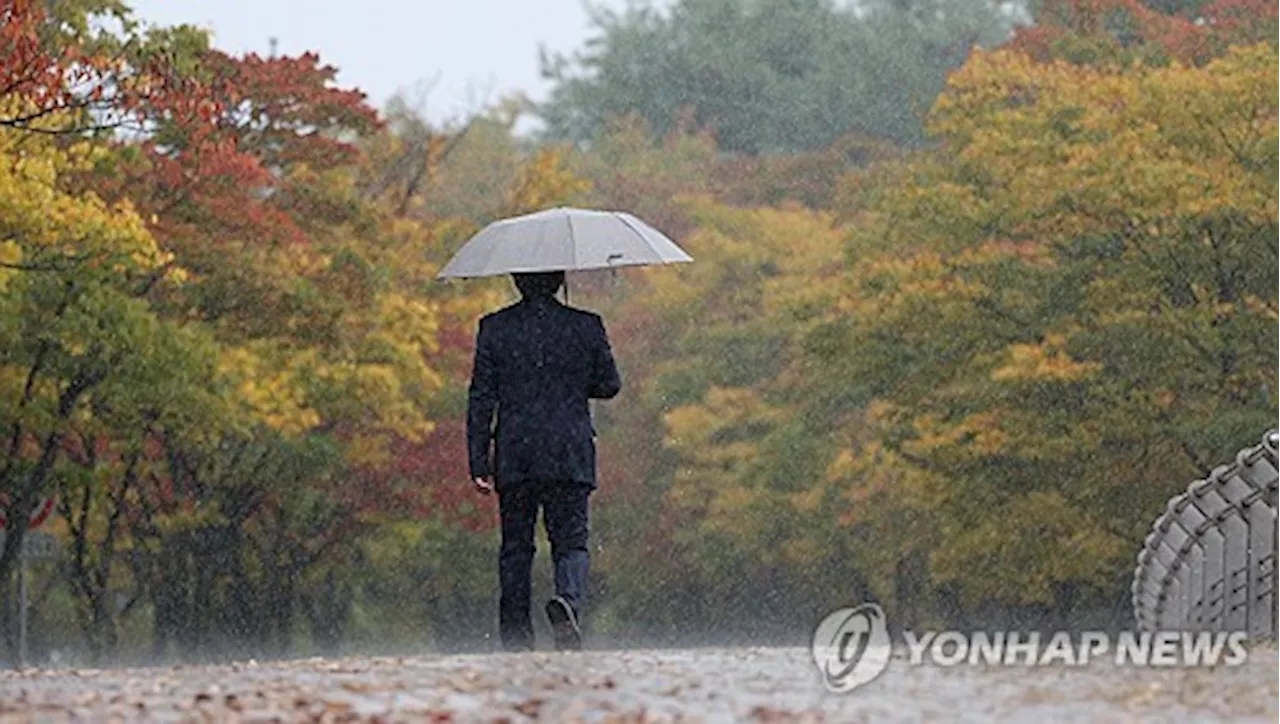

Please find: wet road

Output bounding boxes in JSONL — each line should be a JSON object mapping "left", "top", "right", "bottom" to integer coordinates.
{"left": 1, "top": 645, "right": 1275, "bottom": 722}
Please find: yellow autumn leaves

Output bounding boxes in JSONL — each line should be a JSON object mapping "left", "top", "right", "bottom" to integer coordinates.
{"left": 0, "top": 127, "right": 168, "bottom": 285}
{"left": 992, "top": 335, "right": 1103, "bottom": 383}
{"left": 932, "top": 44, "right": 1277, "bottom": 233}
{"left": 642, "top": 40, "right": 1276, "bottom": 615}
{"left": 833, "top": 42, "right": 1277, "bottom": 609}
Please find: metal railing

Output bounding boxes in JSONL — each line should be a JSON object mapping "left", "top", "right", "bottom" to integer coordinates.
{"left": 1132, "top": 429, "right": 1279, "bottom": 637}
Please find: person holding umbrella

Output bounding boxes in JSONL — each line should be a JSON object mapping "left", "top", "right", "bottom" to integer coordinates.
{"left": 440, "top": 207, "right": 692, "bottom": 651}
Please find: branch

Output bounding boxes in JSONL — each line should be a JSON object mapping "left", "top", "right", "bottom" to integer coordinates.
{"left": 0, "top": 260, "right": 82, "bottom": 272}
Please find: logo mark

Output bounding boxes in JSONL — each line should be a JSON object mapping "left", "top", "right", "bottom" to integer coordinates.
{"left": 811, "top": 602, "right": 892, "bottom": 693}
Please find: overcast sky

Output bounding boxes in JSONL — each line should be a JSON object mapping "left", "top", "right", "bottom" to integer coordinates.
{"left": 128, "top": 0, "right": 646, "bottom": 123}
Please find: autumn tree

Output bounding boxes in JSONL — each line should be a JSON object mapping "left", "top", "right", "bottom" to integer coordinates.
{"left": 1014, "top": 0, "right": 1277, "bottom": 65}
{"left": 0, "top": 0, "right": 460, "bottom": 660}
{"left": 809, "top": 40, "right": 1277, "bottom": 625}
{"left": 0, "top": 112, "right": 221, "bottom": 657}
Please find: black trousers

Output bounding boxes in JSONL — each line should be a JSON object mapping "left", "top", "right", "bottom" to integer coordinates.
{"left": 497, "top": 479, "right": 592, "bottom": 651}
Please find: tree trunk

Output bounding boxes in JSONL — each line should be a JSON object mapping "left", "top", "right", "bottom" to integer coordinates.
{"left": 309, "top": 569, "right": 349, "bottom": 656}
{"left": 274, "top": 571, "right": 295, "bottom": 658}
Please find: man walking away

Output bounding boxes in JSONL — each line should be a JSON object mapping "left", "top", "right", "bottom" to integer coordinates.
{"left": 466, "top": 270, "right": 621, "bottom": 651}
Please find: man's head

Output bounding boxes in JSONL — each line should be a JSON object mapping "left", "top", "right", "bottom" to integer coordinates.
{"left": 512, "top": 271, "right": 565, "bottom": 299}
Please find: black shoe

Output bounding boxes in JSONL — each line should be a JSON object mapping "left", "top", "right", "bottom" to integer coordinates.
{"left": 544, "top": 596, "right": 582, "bottom": 651}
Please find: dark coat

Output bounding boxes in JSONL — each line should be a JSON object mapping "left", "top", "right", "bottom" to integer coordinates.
{"left": 467, "top": 295, "right": 621, "bottom": 488}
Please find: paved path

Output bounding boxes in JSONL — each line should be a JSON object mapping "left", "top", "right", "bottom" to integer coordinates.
{"left": 1, "top": 646, "right": 1275, "bottom": 722}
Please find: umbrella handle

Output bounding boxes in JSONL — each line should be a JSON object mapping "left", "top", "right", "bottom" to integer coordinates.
{"left": 607, "top": 254, "right": 623, "bottom": 294}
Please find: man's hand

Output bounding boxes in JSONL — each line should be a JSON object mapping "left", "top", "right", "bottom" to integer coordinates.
{"left": 473, "top": 476, "right": 495, "bottom": 495}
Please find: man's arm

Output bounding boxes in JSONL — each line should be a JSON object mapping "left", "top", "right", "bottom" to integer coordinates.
{"left": 587, "top": 315, "right": 621, "bottom": 400}
{"left": 467, "top": 317, "right": 498, "bottom": 480}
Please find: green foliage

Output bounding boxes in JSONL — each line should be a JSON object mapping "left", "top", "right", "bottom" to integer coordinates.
{"left": 539, "top": 0, "right": 1018, "bottom": 152}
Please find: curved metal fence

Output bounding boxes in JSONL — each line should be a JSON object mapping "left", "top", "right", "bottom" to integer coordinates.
{"left": 1133, "top": 429, "right": 1279, "bottom": 638}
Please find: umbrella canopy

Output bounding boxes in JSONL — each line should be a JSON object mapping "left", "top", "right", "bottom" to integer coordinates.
{"left": 436, "top": 207, "right": 692, "bottom": 279}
